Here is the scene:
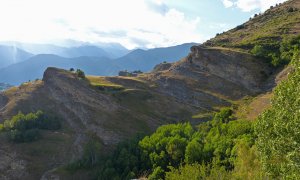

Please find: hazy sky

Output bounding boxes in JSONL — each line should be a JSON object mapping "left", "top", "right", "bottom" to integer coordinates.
{"left": 0, "top": 0, "right": 287, "bottom": 49}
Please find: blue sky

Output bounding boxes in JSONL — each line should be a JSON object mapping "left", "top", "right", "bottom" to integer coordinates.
{"left": 0, "top": 0, "right": 287, "bottom": 49}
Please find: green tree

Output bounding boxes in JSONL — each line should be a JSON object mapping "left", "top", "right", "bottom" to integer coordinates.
{"left": 76, "top": 69, "right": 85, "bottom": 79}
{"left": 185, "top": 139, "right": 204, "bottom": 164}
{"left": 255, "top": 52, "right": 300, "bottom": 178}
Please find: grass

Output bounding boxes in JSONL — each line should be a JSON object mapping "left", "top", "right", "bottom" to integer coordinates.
{"left": 192, "top": 112, "right": 214, "bottom": 119}
{"left": 234, "top": 93, "right": 272, "bottom": 121}
{"left": 207, "top": 1, "right": 300, "bottom": 50}
{"left": 86, "top": 76, "right": 125, "bottom": 92}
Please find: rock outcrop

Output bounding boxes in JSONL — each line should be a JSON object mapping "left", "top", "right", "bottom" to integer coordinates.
{"left": 145, "top": 46, "right": 272, "bottom": 111}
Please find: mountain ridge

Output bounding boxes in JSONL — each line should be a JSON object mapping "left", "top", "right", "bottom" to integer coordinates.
{"left": 0, "top": 43, "right": 196, "bottom": 85}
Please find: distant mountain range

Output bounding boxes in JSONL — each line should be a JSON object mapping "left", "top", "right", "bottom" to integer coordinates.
{"left": 0, "top": 42, "right": 197, "bottom": 85}
{"left": 115, "top": 43, "right": 197, "bottom": 72}
{"left": 0, "top": 42, "right": 130, "bottom": 59}
{"left": 0, "top": 45, "right": 33, "bottom": 69}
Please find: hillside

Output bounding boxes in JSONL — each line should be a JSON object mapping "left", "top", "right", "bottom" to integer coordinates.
{"left": 0, "top": 45, "right": 274, "bottom": 179}
{"left": 0, "top": 1, "right": 298, "bottom": 179}
{"left": 205, "top": 0, "right": 300, "bottom": 50}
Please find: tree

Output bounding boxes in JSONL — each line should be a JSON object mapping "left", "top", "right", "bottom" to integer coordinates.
{"left": 185, "top": 139, "right": 204, "bottom": 164}
{"left": 251, "top": 45, "right": 267, "bottom": 58}
{"left": 69, "top": 68, "right": 74, "bottom": 72}
{"left": 255, "top": 52, "right": 300, "bottom": 178}
{"left": 76, "top": 69, "right": 85, "bottom": 79}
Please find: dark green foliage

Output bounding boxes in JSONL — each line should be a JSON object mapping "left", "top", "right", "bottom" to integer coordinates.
{"left": 165, "top": 160, "right": 230, "bottom": 180}
{"left": 67, "top": 134, "right": 146, "bottom": 180}
{"left": 280, "top": 35, "right": 300, "bottom": 62}
{"left": 236, "top": 24, "right": 245, "bottom": 30}
{"left": 148, "top": 167, "right": 165, "bottom": 180}
{"left": 0, "top": 111, "right": 61, "bottom": 143}
{"left": 139, "top": 123, "right": 194, "bottom": 172}
{"left": 250, "top": 35, "right": 300, "bottom": 66}
{"left": 287, "top": 7, "right": 295, "bottom": 12}
{"left": 255, "top": 52, "right": 300, "bottom": 178}
{"left": 67, "top": 108, "right": 254, "bottom": 179}
{"left": 69, "top": 68, "right": 74, "bottom": 72}
{"left": 76, "top": 69, "right": 85, "bottom": 79}
{"left": 8, "top": 129, "right": 40, "bottom": 143}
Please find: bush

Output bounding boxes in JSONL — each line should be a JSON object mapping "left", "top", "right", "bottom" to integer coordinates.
{"left": 287, "top": 7, "right": 294, "bottom": 12}
{"left": 255, "top": 52, "right": 300, "bottom": 178}
{"left": 148, "top": 167, "right": 165, "bottom": 180}
{"left": 0, "top": 111, "right": 61, "bottom": 143}
{"left": 76, "top": 69, "right": 85, "bottom": 79}
{"left": 236, "top": 24, "right": 245, "bottom": 30}
{"left": 250, "top": 45, "right": 268, "bottom": 58}
{"left": 250, "top": 36, "right": 300, "bottom": 67}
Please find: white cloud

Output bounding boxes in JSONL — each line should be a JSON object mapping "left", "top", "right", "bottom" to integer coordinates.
{"left": 222, "top": 0, "right": 234, "bottom": 8}
{"left": 0, "top": 0, "right": 204, "bottom": 49}
{"left": 221, "top": 0, "right": 288, "bottom": 12}
{"left": 235, "top": 0, "right": 261, "bottom": 12}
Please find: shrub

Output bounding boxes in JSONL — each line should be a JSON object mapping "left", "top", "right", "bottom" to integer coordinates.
{"left": 236, "top": 24, "right": 245, "bottom": 30}
{"left": 287, "top": 7, "right": 294, "bottom": 12}
{"left": 76, "top": 69, "right": 85, "bottom": 79}
{"left": 0, "top": 111, "right": 61, "bottom": 143}
{"left": 255, "top": 52, "right": 300, "bottom": 178}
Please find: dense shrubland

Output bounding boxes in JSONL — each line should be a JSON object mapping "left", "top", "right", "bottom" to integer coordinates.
{"left": 0, "top": 111, "right": 61, "bottom": 142}
{"left": 250, "top": 35, "right": 300, "bottom": 66}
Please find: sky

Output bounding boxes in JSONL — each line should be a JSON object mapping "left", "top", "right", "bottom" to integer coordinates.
{"left": 0, "top": 0, "right": 288, "bottom": 49}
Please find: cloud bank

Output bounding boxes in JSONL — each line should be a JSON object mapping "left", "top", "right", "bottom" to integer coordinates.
{"left": 0, "top": 0, "right": 203, "bottom": 49}
{"left": 222, "top": 0, "right": 288, "bottom": 12}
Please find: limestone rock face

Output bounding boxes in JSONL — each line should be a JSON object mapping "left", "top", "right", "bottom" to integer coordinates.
{"left": 188, "top": 46, "right": 271, "bottom": 92}
{"left": 152, "top": 62, "right": 172, "bottom": 72}
{"left": 146, "top": 46, "right": 272, "bottom": 110}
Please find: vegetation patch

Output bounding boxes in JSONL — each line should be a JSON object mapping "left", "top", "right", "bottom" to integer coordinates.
{"left": 0, "top": 111, "right": 61, "bottom": 143}
{"left": 255, "top": 52, "right": 300, "bottom": 178}
{"left": 87, "top": 76, "right": 125, "bottom": 92}
{"left": 65, "top": 108, "right": 258, "bottom": 179}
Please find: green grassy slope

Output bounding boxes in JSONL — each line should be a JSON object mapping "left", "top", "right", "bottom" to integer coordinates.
{"left": 205, "top": 0, "right": 300, "bottom": 50}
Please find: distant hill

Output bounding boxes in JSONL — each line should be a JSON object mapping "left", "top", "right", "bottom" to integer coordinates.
{"left": 0, "top": 43, "right": 198, "bottom": 85}
{"left": 0, "top": 42, "right": 130, "bottom": 59}
{"left": 0, "top": 54, "right": 118, "bottom": 85}
{"left": 0, "top": 45, "right": 33, "bottom": 69}
{"left": 115, "top": 43, "right": 198, "bottom": 72}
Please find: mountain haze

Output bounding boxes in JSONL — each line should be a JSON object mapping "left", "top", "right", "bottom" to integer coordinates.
{"left": 0, "top": 43, "right": 196, "bottom": 85}
{"left": 0, "top": 45, "right": 33, "bottom": 69}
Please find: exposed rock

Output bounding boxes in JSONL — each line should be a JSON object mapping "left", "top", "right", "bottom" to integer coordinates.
{"left": 146, "top": 46, "right": 272, "bottom": 110}
{"left": 152, "top": 62, "right": 172, "bottom": 72}
{"left": 0, "top": 148, "right": 27, "bottom": 180}
{"left": 0, "top": 93, "right": 8, "bottom": 111}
